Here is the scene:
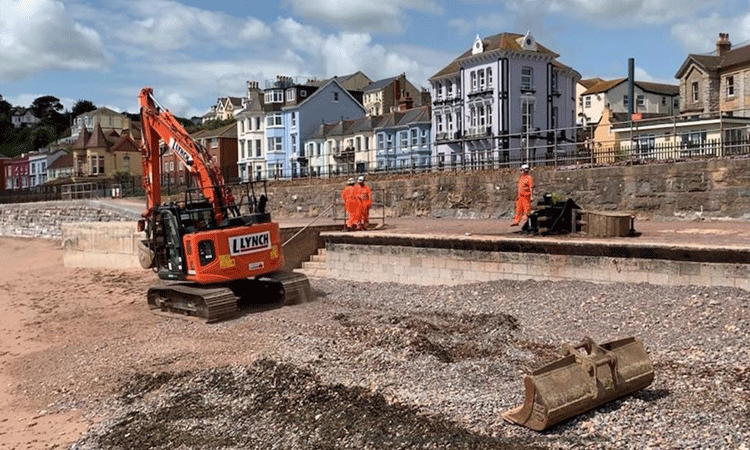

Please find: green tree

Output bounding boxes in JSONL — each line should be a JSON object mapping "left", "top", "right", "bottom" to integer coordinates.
{"left": 71, "top": 99, "right": 97, "bottom": 118}
{"left": 30, "top": 95, "right": 63, "bottom": 119}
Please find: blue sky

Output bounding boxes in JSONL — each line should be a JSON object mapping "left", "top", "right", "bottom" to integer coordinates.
{"left": 1, "top": 0, "right": 749, "bottom": 119}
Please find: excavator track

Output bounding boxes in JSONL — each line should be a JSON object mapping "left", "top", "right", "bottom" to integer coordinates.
{"left": 147, "top": 283, "right": 239, "bottom": 323}
{"left": 258, "top": 271, "right": 313, "bottom": 306}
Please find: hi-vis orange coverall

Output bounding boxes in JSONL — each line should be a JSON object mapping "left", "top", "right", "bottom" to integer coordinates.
{"left": 341, "top": 185, "right": 361, "bottom": 230}
{"left": 357, "top": 182, "right": 372, "bottom": 229}
{"left": 512, "top": 172, "right": 534, "bottom": 226}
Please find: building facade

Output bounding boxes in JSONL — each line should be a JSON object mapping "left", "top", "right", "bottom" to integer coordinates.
{"left": 676, "top": 33, "right": 750, "bottom": 118}
{"left": 236, "top": 81, "right": 267, "bottom": 182}
{"left": 429, "top": 31, "right": 580, "bottom": 168}
{"left": 69, "top": 107, "right": 132, "bottom": 144}
{"left": 578, "top": 79, "right": 679, "bottom": 126}
{"left": 264, "top": 77, "right": 367, "bottom": 179}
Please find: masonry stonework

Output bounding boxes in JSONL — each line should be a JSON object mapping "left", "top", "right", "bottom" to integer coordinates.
{"left": 267, "top": 159, "right": 750, "bottom": 221}
{"left": 326, "top": 242, "right": 750, "bottom": 290}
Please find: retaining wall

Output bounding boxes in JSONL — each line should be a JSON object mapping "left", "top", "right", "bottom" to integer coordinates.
{"left": 266, "top": 158, "right": 750, "bottom": 221}
{"left": 324, "top": 235, "right": 750, "bottom": 291}
{"left": 0, "top": 200, "right": 140, "bottom": 240}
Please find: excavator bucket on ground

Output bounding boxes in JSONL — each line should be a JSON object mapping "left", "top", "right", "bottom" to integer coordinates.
{"left": 503, "top": 336, "right": 654, "bottom": 431}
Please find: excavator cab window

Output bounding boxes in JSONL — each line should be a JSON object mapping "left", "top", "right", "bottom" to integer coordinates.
{"left": 154, "top": 208, "right": 186, "bottom": 279}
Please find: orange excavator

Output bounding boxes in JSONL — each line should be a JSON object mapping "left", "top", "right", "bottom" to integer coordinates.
{"left": 136, "top": 87, "right": 311, "bottom": 323}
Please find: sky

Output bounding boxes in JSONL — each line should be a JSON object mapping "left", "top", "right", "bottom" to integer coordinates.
{"left": 1, "top": 0, "right": 749, "bottom": 119}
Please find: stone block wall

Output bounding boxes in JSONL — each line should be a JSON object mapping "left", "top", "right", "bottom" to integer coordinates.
{"left": 266, "top": 158, "right": 750, "bottom": 221}
{"left": 0, "top": 200, "right": 139, "bottom": 239}
{"left": 326, "top": 242, "right": 750, "bottom": 291}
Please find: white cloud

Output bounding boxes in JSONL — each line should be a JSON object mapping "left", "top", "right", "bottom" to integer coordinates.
{"left": 0, "top": 0, "right": 107, "bottom": 82}
{"left": 670, "top": 12, "right": 750, "bottom": 53}
{"left": 105, "top": 0, "right": 272, "bottom": 54}
{"left": 283, "top": 0, "right": 442, "bottom": 33}
{"left": 505, "top": 0, "right": 715, "bottom": 27}
{"left": 449, "top": 13, "right": 509, "bottom": 35}
{"left": 275, "top": 18, "right": 439, "bottom": 88}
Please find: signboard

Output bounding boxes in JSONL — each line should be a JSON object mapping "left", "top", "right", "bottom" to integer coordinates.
{"left": 631, "top": 113, "right": 643, "bottom": 121}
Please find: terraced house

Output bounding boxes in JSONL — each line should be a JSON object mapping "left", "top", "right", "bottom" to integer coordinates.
{"left": 429, "top": 31, "right": 580, "bottom": 169}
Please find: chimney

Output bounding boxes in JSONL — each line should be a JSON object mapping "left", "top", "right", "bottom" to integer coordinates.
{"left": 716, "top": 32, "right": 731, "bottom": 56}
{"left": 398, "top": 92, "right": 414, "bottom": 111}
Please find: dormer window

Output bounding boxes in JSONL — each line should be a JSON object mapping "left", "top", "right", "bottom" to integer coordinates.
{"left": 692, "top": 81, "right": 699, "bottom": 102}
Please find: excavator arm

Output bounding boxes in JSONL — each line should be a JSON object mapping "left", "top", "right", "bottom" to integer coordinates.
{"left": 139, "top": 87, "right": 234, "bottom": 223}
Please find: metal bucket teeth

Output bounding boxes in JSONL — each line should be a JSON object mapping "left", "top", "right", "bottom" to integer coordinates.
{"left": 503, "top": 336, "right": 654, "bottom": 431}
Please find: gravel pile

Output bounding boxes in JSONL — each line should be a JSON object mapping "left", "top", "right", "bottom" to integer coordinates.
{"left": 73, "top": 278, "right": 750, "bottom": 449}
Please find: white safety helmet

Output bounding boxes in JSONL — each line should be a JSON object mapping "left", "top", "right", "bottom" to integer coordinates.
{"left": 347, "top": 177, "right": 355, "bottom": 185}
{"left": 357, "top": 176, "right": 365, "bottom": 183}
{"left": 521, "top": 164, "right": 530, "bottom": 172}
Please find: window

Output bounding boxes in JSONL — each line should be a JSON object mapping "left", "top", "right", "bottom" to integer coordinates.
{"left": 255, "top": 117, "right": 261, "bottom": 129}
{"left": 400, "top": 132, "right": 408, "bottom": 149}
{"left": 478, "top": 70, "right": 485, "bottom": 90}
{"left": 211, "top": 138, "right": 218, "bottom": 148}
{"left": 333, "top": 92, "right": 339, "bottom": 102}
{"left": 421, "top": 129, "right": 428, "bottom": 145}
{"left": 585, "top": 96, "right": 591, "bottom": 108}
{"left": 255, "top": 139, "right": 262, "bottom": 157}
{"left": 623, "top": 95, "right": 629, "bottom": 107}
{"left": 123, "top": 155, "right": 130, "bottom": 173}
{"left": 436, "top": 82, "right": 443, "bottom": 99}
{"left": 291, "top": 134, "right": 296, "bottom": 151}
{"left": 267, "top": 137, "right": 282, "bottom": 151}
{"left": 239, "top": 120, "right": 244, "bottom": 133}
{"left": 98, "top": 156, "right": 105, "bottom": 174}
{"left": 637, "top": 95, "right": 644, "bottom": 107}
{"left": 239, "top": 140, "right": 245, "bottom": 159}
{"left": 487, "top": 68, "right": 493, "bottom": 89}
{"left": 521, "top": 99, "right": 533, "bottom": 131}
{"left": 436, "top": 114, "right": 443, "bottom": 133}
{"left": 471, "top": 72, "right": 477, "bottom": 92}
{"left": 521, "top": 67, "right": 533, "bottom": 91}
{"left": 264, "top": 90, "right": 283, "bottom": 103}
{"left": 487, "top": 105, "right": 492, "bottom": 127}
{"left": 301, "top": 90, "right": 307, "bottom": 98}
{"left": 662, "top": 96, "right": 667, "bottom": 105}
{"left": 356, "top": 136, "right": 361, "bottom": 151}
{"left": 447, "top": 113, "right": 453, "bottom": 132}
{"left": 727, "top": 76, "right": 735, "bottom": 97}
{"left": 551, "top": 106, "right": 558, "bottom": 130}
{"left": 551, "top": 71, "right": 558, "bottom": 93}
{"left": 377, "top": 133, "right": 385, "bottom": 149}
{"left": 291, "top": 112, "right": 296, "bottom": 127}
{"left": 411, "top": 129, "right": 418, "bottom": 146}
{"left": 478, "top": 105, "right": 486, "bottom": 127}
{"left": 287, "top": 89, "right": 296, "bottom": 101}
{"left": 692, "top": 81, "right": 699, "bottom": 102}
{"left": 266, "top": 113, "right": 282, "bottom": 127}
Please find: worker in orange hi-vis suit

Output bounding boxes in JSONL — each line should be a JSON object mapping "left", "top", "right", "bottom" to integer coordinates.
{"left": 511, "top": 164, "right": 534, "bottom": 227}
{"left": 356, "top": 175, "right": 372, "bottom": 229}
{"left": 341, "top": 178, "right": 360, "bottom": 231}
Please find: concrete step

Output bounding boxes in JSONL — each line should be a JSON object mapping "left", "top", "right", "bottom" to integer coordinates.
{"left": 294, "top": 268, "right": 326, "bottom": 279}
{"left": 301, "top": 260, "right": 325, "bottom": 270}
{"left": 310, "top": 254, "right": 326, "bottom": 262}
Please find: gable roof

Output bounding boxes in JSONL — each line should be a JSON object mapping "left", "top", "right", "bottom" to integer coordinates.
{"left": 582, "top": 78, "right": 679, "bottom": 96}
{"left": 192, "top": 122, "right": 237, "bottom": 140}
{"left": 430, "top": 32, "right": 560, "bottom": 80}
{"left": 579, "top": 77, "right": 604, "bottom": 89}
{"left": 675, "top": 42, "right": 750, "bottom": 78}
{"left": 75, "top": 106, "right": 121, "bottom": 120}
{"left": 111, "top": 134, "right": 140, "bottom": 152}
{"left": 364, "top": 76, "right": 399, "bottom": 93}
{"left": 290, "top": 78, "right": 367, "bottom": 113}
{"left": 48, "top": 153, "right": 73, "bottom": 170}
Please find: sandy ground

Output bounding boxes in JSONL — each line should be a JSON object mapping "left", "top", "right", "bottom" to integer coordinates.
{"left": 0, "top": 237, "right": 159, "bottom": 450}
